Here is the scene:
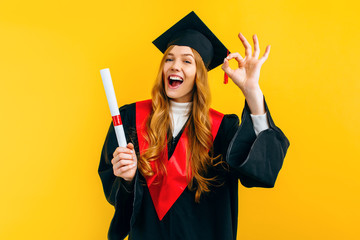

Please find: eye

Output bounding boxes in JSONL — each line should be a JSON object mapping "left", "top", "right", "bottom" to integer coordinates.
{"left": 184, "top": 60, "right": 192, "bottom": 64}
{"left": 165, "top": 58, "right": 173, "bottom": 62}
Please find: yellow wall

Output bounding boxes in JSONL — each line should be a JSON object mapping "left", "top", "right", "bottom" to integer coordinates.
{"left": 1, "top": 0, "right": 359, "bottom": 239}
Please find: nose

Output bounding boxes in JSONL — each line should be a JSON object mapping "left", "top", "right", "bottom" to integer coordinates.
{"left": 170, "top": 59, "right": 181, "bottom": 71}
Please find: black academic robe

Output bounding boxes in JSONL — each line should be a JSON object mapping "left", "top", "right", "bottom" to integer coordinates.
{"left": 98, "top": 100, "right": 289, "bottom": 240}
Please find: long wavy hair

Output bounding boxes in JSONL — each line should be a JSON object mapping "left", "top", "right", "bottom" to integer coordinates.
{"left": 138, "top": 45, "right": 219, "bottom": 202}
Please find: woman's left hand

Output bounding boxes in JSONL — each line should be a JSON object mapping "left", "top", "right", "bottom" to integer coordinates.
{"left": 222, "top": 33, "right": 270, "bottom": 114}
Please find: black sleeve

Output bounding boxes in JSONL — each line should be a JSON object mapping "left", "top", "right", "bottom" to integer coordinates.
{"left": 98, "top": 121, "right": 135, "bottom": 205}
{"left": 98, "top": 103, "right": 137, "bottom": 239}
{"left": 224, "top": 99, "right": 290, "bottom": 188}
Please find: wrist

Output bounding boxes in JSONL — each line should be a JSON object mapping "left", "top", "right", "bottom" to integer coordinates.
{"left": 121, "top": 177, "right": 135, "bottom": 193}
{"left": 243, "top": 89, "right": 265, "bottom": 115}
{"left": 123, "top": 176, "right": 134, "bottom": 182}
{"left": 241, "top": 85, "right": 262, "bottom": 99}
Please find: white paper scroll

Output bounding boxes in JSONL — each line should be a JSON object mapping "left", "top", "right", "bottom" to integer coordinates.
{"left": 100, "top": 68, "right": 127, "bottom": 147}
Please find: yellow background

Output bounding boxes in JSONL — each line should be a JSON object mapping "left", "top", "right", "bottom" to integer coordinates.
{"left": 1, "top": 0, "right": 359, "bottom": 239}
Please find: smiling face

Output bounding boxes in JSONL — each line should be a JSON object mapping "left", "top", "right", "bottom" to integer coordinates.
{"left": 163, "top": 45, "right": 197, "bottom": 103}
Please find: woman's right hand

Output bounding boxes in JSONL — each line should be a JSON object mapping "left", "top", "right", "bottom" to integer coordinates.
{"left": 111, "top": 143, "right": 137, "bottom": 182}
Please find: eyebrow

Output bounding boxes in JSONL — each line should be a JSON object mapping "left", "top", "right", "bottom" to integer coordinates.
{"left": 167, "top": 53, "right": 195, "bottom": 58}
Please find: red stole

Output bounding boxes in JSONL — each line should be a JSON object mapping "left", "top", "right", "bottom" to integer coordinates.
{"left": 136, "top": 99, "right": 224, "bottom": 220}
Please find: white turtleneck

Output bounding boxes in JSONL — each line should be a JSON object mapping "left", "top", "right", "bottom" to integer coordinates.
{"left": 169, "top": 100, "right": 192, "bottom": 137}
{"left": 169, "top": 100, "right": 269, "bottom": 137}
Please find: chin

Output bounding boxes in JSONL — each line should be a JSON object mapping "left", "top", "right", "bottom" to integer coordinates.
{"left": 165, "top": 86, "right": 193, "bottom": 102}
{"left": 165, "top": 91, "right": 179, "bottom": 100}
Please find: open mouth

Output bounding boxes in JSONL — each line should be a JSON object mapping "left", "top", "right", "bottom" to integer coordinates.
{"left": 168, "top": 75, "right": 184, "bottom": 88}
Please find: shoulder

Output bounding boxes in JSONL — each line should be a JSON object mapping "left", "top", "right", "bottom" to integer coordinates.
{"left": 119, "top": 102, "right": 136, "bottom": 113}
{"left": 211, "top": 112, "right": 240, "bottom": 155}
{"left": 210, "top": 107, "right": 239, "bottom": 128}
{"left": 134, "top": 99, "right": 152, "bottom": 114}
{"left": 118, "top": 99, "right": 153, "bottom": 129}
{"left": 210, "top": 108, "right": 240, "bottom": 143}
{"left": 223, "top": 114, "right": 239, "bottom": 124}
{"left": 118, "top": 102, "right": 137, "bottom": 129}
{"left": 220, "top": 114, "right": 240, "bottom": 134}
{"left": 119, "top": 99, "right": 152, "bottom": 114}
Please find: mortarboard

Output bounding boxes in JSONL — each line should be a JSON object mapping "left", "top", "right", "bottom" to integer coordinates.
{"left": 153, "top": 11, "right": 230, "bottom": 82}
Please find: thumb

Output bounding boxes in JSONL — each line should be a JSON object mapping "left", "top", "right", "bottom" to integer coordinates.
{"left": 127, "top": 142, "right": 134, "bottom": 150}
{"left": 127, "top": 143, "right": 137, "bottom": 162}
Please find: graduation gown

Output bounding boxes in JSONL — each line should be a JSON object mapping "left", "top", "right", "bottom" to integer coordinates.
{"left": 98, "top": 100, "right": 289, "bottom": 240}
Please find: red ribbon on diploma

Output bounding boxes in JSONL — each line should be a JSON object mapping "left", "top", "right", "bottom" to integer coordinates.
{"left": 112, "top": 115, "right": 122, "bottom": 126}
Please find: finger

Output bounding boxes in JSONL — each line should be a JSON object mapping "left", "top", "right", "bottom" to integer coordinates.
{"left": 127, "top": 143, "right": 136, "bottom": 157}
{"left": 111, "top": 152, "right": 134, "bottom": 165}
{"left": 113, "top": 159, "right": 135, "bottom": 170}
{"left": 226, "top": 52, "right": 244, "bottom": 62}
{"left": 226, "top": 52, "right": 245, "bottom": 68}
{"left": 127, "top": 142, "right": 137, "bottom": 162}
{"left": 113, "top": 146, "right": 133, "bottom": 158}
{"left": 114, "top": 162, "right": 136, "bottom": 176}
{"left": 119, "top": 152, "right": 134, "bottom": 161}
{"left": 111, "top": 156, "right": 117, "bottom": 165}
{"left": 238, "top": 33, "right": 252, "bottom": 58}
{"left": 221, "top": 58, "right": 234, "bottom": 76}
{"left": 127, "top": 143, "right": 134, "bottom": 150}
{"left": 253, "top": 34, "right": 260, "bottom": 59}
{"left": 259, "top": 45, "right": 271, "bottom": 65}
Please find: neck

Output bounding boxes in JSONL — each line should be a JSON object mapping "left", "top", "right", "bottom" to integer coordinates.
{"left": 169, "top": 100, "right": 192, "bottom": 137}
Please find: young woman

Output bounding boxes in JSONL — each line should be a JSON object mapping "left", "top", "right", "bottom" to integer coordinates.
{"left": 99, "top": 12, "right": 289, "bottom": 240}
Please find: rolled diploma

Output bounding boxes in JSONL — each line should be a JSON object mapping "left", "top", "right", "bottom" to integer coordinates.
{"left": 100, "top": 68, "right": 127, "bottom": 147}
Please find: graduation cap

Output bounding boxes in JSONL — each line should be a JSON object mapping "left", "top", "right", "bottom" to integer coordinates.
{"left": 153, "top": 11, "right": 230, "bottom": 83}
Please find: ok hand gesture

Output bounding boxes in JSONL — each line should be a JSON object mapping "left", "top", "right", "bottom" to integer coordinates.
{"left": 222, "top": 33, "right": 270, "bottom": 114}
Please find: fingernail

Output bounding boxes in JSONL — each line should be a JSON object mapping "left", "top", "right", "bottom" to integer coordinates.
{"left": 130, "top": 150, "right": 133, "bottom": 153}
{"left": 132, "top": 163, "right": 136, "bottom": 167}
